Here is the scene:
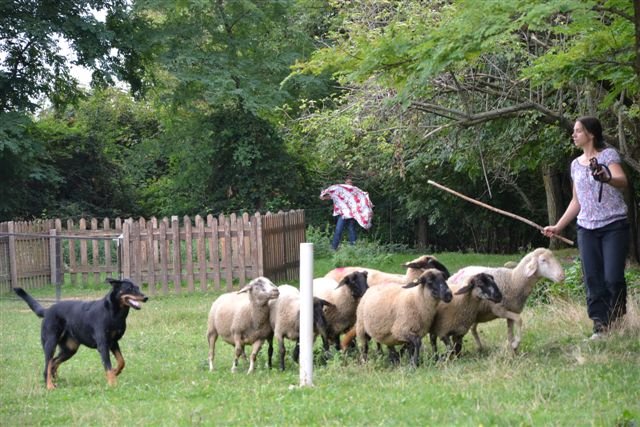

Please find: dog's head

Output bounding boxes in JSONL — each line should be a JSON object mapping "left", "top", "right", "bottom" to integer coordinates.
{"left": 107, "top": 278, "right": 148, "bottom": 310}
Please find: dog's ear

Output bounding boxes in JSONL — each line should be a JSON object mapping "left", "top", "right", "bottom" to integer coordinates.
{"left": 106, "top": 278, "right": 122, "bottom": 286}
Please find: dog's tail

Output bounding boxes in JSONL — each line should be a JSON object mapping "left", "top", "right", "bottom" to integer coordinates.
{"left": 13, "top": 288, "right": 46, "bottom": 318}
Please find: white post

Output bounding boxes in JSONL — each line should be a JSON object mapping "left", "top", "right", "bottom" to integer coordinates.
{"left": 299, "top": 243, "right": 314, "bottom": 387}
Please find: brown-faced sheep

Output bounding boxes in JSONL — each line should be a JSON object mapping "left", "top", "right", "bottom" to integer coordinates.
{"left": 324, "top": 255, "right": 450, "bottom": 286}
{"left": 267, "top": 284, "right": 334, "bottom": 371}
{"left": 337, "top": 256, "right": 451, "bottom": 351}
{"left": 207, "top": 277, "right": 279, "bottom": 374}
{"left": 355, "top": 269, "right": 453, "bottom": 367}
{"left": 312, "top": 271, "right": 369, "bottom": 352}
{"left": 429, "top": 272, "right": 506, "bottom": 357}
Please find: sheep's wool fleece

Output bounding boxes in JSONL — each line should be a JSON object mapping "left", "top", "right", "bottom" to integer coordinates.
{"left": 320, "top": 184, "right": 374, "bottom": 229}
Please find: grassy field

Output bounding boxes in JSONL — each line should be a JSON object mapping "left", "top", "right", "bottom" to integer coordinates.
{"left": 1, "top": 250, "right": 639, "bottom": 426}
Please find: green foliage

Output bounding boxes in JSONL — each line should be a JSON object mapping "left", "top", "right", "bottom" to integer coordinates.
{"left": 0, "top": 112, "right": 61, "bottom": 220}
{"left": 530, "top": 256, "right": 585, "bottom": 304}
{"left": 0, "top": 0, "right": 148, "bottom": 112}
{"left": 304, "top": 224, "right": 334, "bottom": 258}
{"left": 329, "top": 240, "right": 407, "bottom": 269}
{"left": 141, "top": 107, "right": 310, "bottom": 217}
{"left": 30, "top": 89, "right": 161, "bottom": 219}
{"left": 136, "top": 0, "right": 327, "bottom": 115}
{"left": 530, "top": 256, "right": 640, "bottom": 305}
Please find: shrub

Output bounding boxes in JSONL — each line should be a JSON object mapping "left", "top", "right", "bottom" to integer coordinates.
{"left": 305, "top": 224, "right": 334, "bottom": 258}
{"left": 330, "top": 240, "right": 407, "bottom": 268}
{"left": 530, "top": 256, "right": 640, "bottom": 305}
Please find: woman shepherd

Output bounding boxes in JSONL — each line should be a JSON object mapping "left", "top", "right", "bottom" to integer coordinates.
{"left": 543, "top": 116, "right": 630, "bottom": 340}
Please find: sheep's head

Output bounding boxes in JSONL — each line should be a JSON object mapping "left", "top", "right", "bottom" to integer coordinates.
{"left": 405, "top": 269, "right": 452, "bottom": 303}
{"left": 522, "top": 248, "right": 565, "bottom": 283}
{"left": 238, "top": 276, "right": 280, "bottom": 304}
{"left": 312, "top": 297, "right": 334, "bottom": 336}
{"left": 336, "top": 271, "right": 369, "bottom": 299}
{"left": 455, "top": 273, "right": 502, "bottom": 303}
{"left": 403, "top": 255, "right": 450, "bottom": 280}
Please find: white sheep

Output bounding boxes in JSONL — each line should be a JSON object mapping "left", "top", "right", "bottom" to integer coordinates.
{"left": 207, "top": 276, "right": 280, "bottom": 374}
{"left": 324, "top": 255, "right": 450, "bottom": 286}
{"left": 355, "top": 269, "right": 453, "bottom": 366}
{"left": 267, "top": 284, "right": 334, "bottom": 371}
{"left": 312, "top": 271, "right": 369, "bottom": 352}
{"left": 429, "top": 272, "right": 508, "bottom": 357}
{"left": 448, "top": 247, "right": 565, "bottom": 351}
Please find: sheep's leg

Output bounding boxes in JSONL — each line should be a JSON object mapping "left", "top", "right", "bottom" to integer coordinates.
{"left": 247, "top": 340, "right": 263, "bottom": 374}
{"left": 490, "top": 305, "right": 523, "bottom": 351}
{"left": 407, "top": 336, "right": 422, "bottom": 367}
{"left": 231, "top": 342, "right": 245, "bottom": 373}
{"left": 207, "top": 331, "right": 218, "bottom": 371}
{"left": 292, "top": 339, "right": 300, "bottom": 363}
{"left": 358, "top": 334, "right": 370, "bottom": 363}
{"left": 332, "top": 333, "right": 341, "bottom": 352}
{"left": 470, "top": 323, "right": 484, "bottom": 351}
{"left": 506, "top": 315, "right": 523, "bottom": 352}
{"left": 267, "top": 336, "right": 274, "bottom": 370}
{"left": 429, "top": 333, "right": 438, "bottom": 356}
{"left": 441, "top": 335, "right": 455, "bottom": 360}
{"left": 388, "top": 346, "right": 399, "bottom": 365}
{"left": 452, "top": 335, "right": 463, "bottom": 357}
{"left": 278, "top": 337, "right": 287, "bottom": 371}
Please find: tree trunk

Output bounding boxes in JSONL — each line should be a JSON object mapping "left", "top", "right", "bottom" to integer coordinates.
{"left": 542, "top": 166, "right": 567, "bottom": 250}
{"left": 624, "top": 178, "right": 639, "bottom": 264}
{"left": 416, "top": 216, "right": 428, "bottom": 249}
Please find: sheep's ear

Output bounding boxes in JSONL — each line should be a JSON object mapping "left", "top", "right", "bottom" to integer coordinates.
{"left": 428, "top": 260, "right": 450, "bottom": 279}
{"left": 336, "top": 276, "right": 350, "bottom": 289}
{"left": 403, "top": 256, "right": 428, "bottom": 268}
{"left": 237, "top": 284, "right": 252, "bottom": 294}
{"left": 314, "top": 297, "right": 335, "bottom": 308}
{"left": 454, "top": 282, "right": 474, "bottom": 295}
{"left": 524, "top": 257, "right": 538, "bottom": 278}
{"left": 403, "top": 279, "right": 420, "bottom": 289}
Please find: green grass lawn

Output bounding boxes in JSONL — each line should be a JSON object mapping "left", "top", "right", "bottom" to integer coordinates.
{"left": 1, "top": 250, "right": 639, "bottom": 426}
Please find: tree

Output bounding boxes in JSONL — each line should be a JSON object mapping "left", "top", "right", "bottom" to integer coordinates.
{"left": 1, "top": 0, "right": 148, "bottom": 113}
{"left": 0, "top": 112, "right": 61, "bottom": 220}
{"left": 289, "top": 0, "right": 639, "bottom": 255}
{"left": 129, "top": 0, "right": 334, "bottom": 216}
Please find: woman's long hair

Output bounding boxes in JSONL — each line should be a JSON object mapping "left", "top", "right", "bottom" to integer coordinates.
{"left": 577, "top": 116, "right": 605, "bottom": 149}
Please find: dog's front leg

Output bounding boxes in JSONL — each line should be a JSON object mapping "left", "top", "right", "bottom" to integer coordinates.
{"left": 110, "top": 342, "right": 125, "bottom": 376}
{"left": 97, "top": 341, "right": 116, "bottom": 386}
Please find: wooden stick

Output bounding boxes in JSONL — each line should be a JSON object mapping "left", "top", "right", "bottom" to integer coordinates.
{"left": 427, "top": 180, "right": 574, "bottom": 246}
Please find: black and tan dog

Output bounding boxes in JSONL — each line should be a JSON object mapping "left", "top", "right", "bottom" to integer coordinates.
{"left": 14, "top": 278, "right": 148, "bottom": 390}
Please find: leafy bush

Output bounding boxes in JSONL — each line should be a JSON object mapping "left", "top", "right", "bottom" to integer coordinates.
{"left": 305, "top": 224, "right": 334, "bottom": 258}
{"left": 530, "top": 257, "right": 585, "bottom": 304}
{"left": 305, "top": 225, "right": 408, "bottom": 268}
{"left": 330, "top": 240, "right": 407, "bottom": 269}
{"left": 530, "top": 256, "right": 640, "bottom": 305}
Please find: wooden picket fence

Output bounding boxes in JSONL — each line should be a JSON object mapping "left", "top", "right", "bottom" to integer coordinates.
{"left": 0, "top": 210, "right": 305, "bottom": 295}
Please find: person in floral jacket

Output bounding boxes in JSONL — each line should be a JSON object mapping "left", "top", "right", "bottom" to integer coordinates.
{"left": 320, "top": 178, "right": 374, "bottom": 250}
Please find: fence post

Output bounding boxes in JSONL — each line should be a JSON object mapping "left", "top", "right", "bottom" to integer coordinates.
{"left": 8, "top": 221, "right": 18, "bottom": 289}
{"left": 55, "top": 219, "right": 63, "bottom": 285}
{"left": 49, "top": 229, "right": 61, "bottom": 301}
{"left": 171, "top": 216, "right": 181, "bottom": 293}
{"left": 122, "top": 221, "right": 131, "bottom": 279}
{"left": 256, "top": 213, "right": 264, "bottom": 277}
{"left": 299, "top": 242, "right": 314, "bottom": 387}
